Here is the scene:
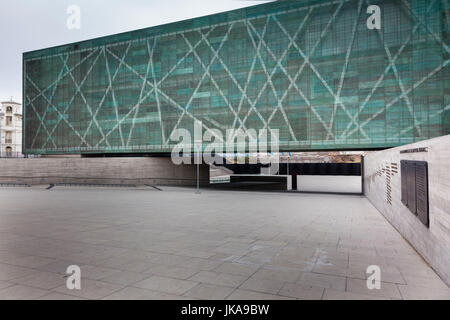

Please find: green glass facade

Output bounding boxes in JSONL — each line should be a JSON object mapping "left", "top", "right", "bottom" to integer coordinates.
{"left": 23, "top": 0, "right": 449, "bottom": 155}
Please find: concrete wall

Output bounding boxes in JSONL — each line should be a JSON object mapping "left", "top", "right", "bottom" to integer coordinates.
{"left": 298, "top": 176, "right": 362, "bottom": 194}
{"left": 0, "top": 157, "right": 210, "bottom": 186}
{"left": 364, "top": 135, "right": 450, "bottom": 286}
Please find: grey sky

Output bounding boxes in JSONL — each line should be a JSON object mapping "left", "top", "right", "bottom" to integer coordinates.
{"left": 0, "top": 0, "right": 272, "bottom": 103}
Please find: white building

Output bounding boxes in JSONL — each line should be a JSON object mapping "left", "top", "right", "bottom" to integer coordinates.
{"left": 0, "top": 100, "right": 22, "bottom": 157}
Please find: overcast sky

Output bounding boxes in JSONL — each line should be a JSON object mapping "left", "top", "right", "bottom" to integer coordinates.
{"left": 0, "top": 0, "right": 272, "bottom": 103}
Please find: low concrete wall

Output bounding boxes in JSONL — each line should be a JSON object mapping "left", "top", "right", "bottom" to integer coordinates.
{"left": 0, "top": 157, "right": 210, "bottom": 186}
{"left": 364, "top": 135, "right": 450, "bottom": 286}
{"left": 298, "top": 176, "right": 362, "bottom": 194}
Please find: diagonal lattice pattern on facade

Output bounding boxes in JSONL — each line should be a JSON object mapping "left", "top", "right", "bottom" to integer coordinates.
{"left": 23, "top": 0, "right": 450, "bottom": 155}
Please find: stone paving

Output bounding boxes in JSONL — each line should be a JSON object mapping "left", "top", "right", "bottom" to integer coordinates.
{"left": 0, "top": 186, "right": 448, "bottom": 300}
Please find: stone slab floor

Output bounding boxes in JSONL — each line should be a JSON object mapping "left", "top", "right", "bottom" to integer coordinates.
{"left": 0, "top": 186, "right": 448, "bottom": 300}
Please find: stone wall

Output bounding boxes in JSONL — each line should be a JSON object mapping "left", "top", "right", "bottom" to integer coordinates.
{"left": 0, "top": 157, "right": 210, "bottom": 186}
{"left": 364, "top": 135, "right": 450, "bottom": 286}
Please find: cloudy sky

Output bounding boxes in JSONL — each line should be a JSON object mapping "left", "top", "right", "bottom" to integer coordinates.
{"left": 0, "top": 0, "right": 272, "bottom": 103}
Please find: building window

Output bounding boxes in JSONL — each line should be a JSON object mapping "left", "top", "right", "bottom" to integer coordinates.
{"left": 6, "top": 106, "right": 12, "bottom": 113}
{"left": 5, "top": 116, "right": 12, "bottom": 126}
{"left": 5, "top": 131, "right": 12, "bottom": 144}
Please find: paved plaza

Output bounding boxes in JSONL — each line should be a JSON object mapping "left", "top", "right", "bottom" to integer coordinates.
{"left": 0, "top": 186, "right": 448, "bottom": 300}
